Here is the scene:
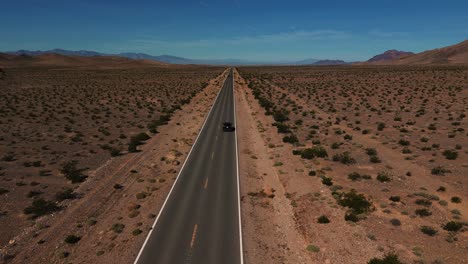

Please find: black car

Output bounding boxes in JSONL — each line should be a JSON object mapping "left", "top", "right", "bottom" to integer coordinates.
{"left": 222, "top": 122, "right": 235, "bottom": 132}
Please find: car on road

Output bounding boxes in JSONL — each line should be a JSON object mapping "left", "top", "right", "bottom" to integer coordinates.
{"left": 222, "top": 122, "right": 235, "bottom": 132}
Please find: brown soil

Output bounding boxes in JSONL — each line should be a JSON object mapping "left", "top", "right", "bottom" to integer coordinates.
{"left": 0, "top": 66, "right": 229, "bottom": 263}
{"left": 236, "top": 65, "right": 467, "bottom": 264}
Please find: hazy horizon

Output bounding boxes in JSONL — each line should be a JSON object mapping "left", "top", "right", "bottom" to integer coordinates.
{"left": 2, "top": 0, "right": 468, "bottom": 61}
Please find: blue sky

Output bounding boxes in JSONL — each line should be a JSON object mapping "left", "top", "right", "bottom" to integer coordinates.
{"left": 1, "top": 0, "right": 467, "bottom": 61}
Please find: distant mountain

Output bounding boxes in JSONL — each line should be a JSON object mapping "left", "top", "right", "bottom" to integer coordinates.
{"left": 5, "top": 49, "right": 354, "bottom": 65}
{"left": 0, "top": 52, "right": 165, "bottom": 68}
{"left": 388, "top": 39, "right": 468, "bottom": 65}
{"left": 366, "top": 40, "right": 468, "bottom": 65}
{"left": 367, "top": 50, "right": 414, "bottom": 63}
{"left": 313, "top": 60, "right": 348, "bottom": 65}
{"left": 294, "top": 58, "right": 319, "bottom": 65}
{"left": 8, "top": 49, "right": 103, "bottom": 57}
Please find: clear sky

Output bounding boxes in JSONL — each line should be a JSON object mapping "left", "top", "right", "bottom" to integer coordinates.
{"left": 1, "top": 0, "right": 467, "bottom": 61}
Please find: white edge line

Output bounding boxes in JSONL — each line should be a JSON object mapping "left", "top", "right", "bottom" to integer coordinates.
{"left": 133, "top": 69, "right": 230, "bottom": 264}
{"left": 232, "top": 68, "right": 245, "bottom": 264}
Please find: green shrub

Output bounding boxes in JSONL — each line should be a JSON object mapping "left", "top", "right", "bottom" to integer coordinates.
{"left": 283, "top": 134, "right": 299, "bottom": 144}
{"left": 377, "top": 122, "right": 386, "bottom": 131}
{"left": 398, "top": 139, "right": 410, "bottom": 146}
{"left": 337, "top": 189, "right": 372, "bottom": 214}
{"left": 390, "top": 218, "right": 401, "bottom": 226}
{"left": 451, "top": 196, "right": 461, "bottom": 203}
{"left": 368, "top": 253, "right": 403, "bottom": 264}
{"left": 321, "top": 177, "right": 333, "bottom": 186}
{"left": 376, "top": 171, "right": 392, "bottom": 182}
{"left": 431, "top": 166, "right": 450, "bottom": 175}
{"left": 111, "top": 223, "right": 125, "bottom": 233}
{"left": 389, "top": 196, "right": 400, "bottom": 202}
{"left": 369, "top": 155, "right": 381, "bottom": 163}
{"left": 61, "top": 161, "right": 87, "bottom": 183}
{"left": 415, "top": 208, "right": 432, "bottom": 217}
{"left": 442, "top": 150, "right": 458, "bottom": 160}
{"left": 301, "top": 146, "right": 328, "bottom": 159}
{"left": 443, "top": 221, "right": 463, "bottom": 232}
{"left": 344, "top": 212, "right": 359, "bottom": 222}
{"left": 415, "top": 199, "right": 432, "bottom": 207}
{"left": 24, "top": 198, "right": 60, "bottom": 218}
{"left": 55, "top": 188, "right": 77, "bottom": 202}
{"left": 365, "top": 148, "right": 377, "bottom": 156}
{"left": 317, "top": 215, "right": 330, "bottom": 224}
{"left": 64, "top": 235, "right": 81, "bottom": 244}
{"left": 306, "top": 244, "right": 320, "bottom": 252}
{"left": 332, "top": 151, "right": 356, "bottom": 164}
{"left": 420, "top": 226, "right": 437, "bottom": 236}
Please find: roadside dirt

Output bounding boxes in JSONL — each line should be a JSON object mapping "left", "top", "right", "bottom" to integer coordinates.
{"left": 1, "top": 69, "right": 229, "bottom": 264}
{"left": 235, "top": 69, "right": 384, "bottom": 264}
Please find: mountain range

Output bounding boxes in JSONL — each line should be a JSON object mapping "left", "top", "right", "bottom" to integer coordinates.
{"left": 4, "top": 49, "right": 346, "bottom": 66}
{"left": 2, "top": 39, "right": 467, "bottom": 66}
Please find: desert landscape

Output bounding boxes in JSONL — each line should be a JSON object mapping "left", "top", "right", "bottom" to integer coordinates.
{"left": 1, "top": 1, "right": 468, "bottom": 263}
{"left": 1, "top": 46, "right": 466, "bottom": 263}
{"left": 235, "top": 64, "right": 467, "bottom": 263}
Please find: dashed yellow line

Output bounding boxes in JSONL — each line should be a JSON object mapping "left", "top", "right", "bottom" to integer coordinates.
{"left": 211, "top": 151, "right": 214, "bottom": 160}
{"left": 190, "top": 224, "right": 198, "bottom": 248}
{"left": 204, "top": 178, "right": 209, "bottom": 189}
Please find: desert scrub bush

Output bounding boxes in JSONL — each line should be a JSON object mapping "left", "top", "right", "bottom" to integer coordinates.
{"left": 128, "top": 133, "right": 151, "bottom": 153}
{"left": 451, "top": 196, "right": 462, "bottom": 203}
{"left": 109, "top": 147, "right": 121, "bottom": 157}
{"left": 332, "top": 151, "right": 356, "bottom": 164}
{"left": 64, "top": 235, "right": 81, "bottom": 244}
{"left": 442, "top": 149, "right": 458, "bottom": 160}
{"left": 55, "top": 188, "right": 77, "bottom": 202}
{"left": 368, "top": 253, "right": 403, "bottom": 264}
{"left": 390, "top": 218, "right": 401, "bottom": 226}
{"left": 136, "top": 192, "right": 148, "bottom": 199}
{"left": 132, "top": 228, "right": 143, "bottom": 236}
{"left": 337, "top": 189, "right": 373, "bottom": 215}
{"left": 398, "top": 139, "right": 410, "bottom": 146}
{"left": 415, "top": 199, "right": 432, "bottom": 206}
{"left": 415, "top": 208, "right": 432, "bottom": 217}
{"left": 0, "top": 188, "right": 9, "bottom": 195}
{"left": 24, "top": 198, "right": 60, "bottom": 218}
{"left": 306, "top": 244, "right": 320, "bottom": 253}
{"left": 282, "top": 134, "right": 299, "bottom": 144}
{"left": 389, "top": 196, "right": 400, "bottom": 202}
{"left": 61, "top": 160, "right": 87, "bottom": 183}
{"left": 377, "top": 122, "right": 386, "bottom": 131}
{"left": 300, "top": 146, "right": 328, "bottom": 159}
{"left": 308, "top": 170, "right": 316, "bottom": 176}
{"left": 431, "top": 166, "right": 450, "bottom": 175}
{"left": 365, "top": 148, "right": 377, "bottom": 156}
{"left": 376, "top": 171, "right": 392, "bottom": 182}
{"left": 321, "top": 176, "right": 333, "bottom": 186}
{"left": 348, "top": 172, "right": 371, "bottom": 181}
{"left": 317, "top": 215, "right": 330, "bottom": 224}
{"left": 420, "top": 226, "right": 438, "bottom": 236}
{"left": 443, "top": 221, "right": 463, "bottom": 232}
{"left": 369, "top": 155, "right": 381, "bottom": 163}
{"left": 111, "top": 223, "right": 125, "bottom": 233}
{"left": 331, "top": 142, "right": 341, "bottom": 149}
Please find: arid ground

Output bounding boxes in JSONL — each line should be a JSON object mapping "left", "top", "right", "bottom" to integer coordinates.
{"left": 236, "top": 65, "right": 467, "bottom": 264}
{"left": 0, "top": 62, "right": 467, "bottom": 264}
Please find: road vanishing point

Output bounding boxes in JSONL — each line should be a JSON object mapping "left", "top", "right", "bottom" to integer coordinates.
{"left": 134, "top": 69, "right": 243, "bottom": 264}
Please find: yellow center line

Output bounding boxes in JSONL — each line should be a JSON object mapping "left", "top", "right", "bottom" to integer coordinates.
{"left": 211, "top": 151, "right": 214, "bottom": 160}
{"left": 204, "top": 178, "right": 209, "bottom": 189}
{"left": 190, "top": 224, "right": 198, "bottom": 248}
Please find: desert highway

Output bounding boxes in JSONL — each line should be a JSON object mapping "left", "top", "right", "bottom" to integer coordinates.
{"left": 134, "top": 69, "right": 243, "bottom": 264}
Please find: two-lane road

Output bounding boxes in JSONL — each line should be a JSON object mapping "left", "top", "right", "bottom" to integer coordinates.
{"left": 134, "top": 69, "right": 243, "bottom": 264}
